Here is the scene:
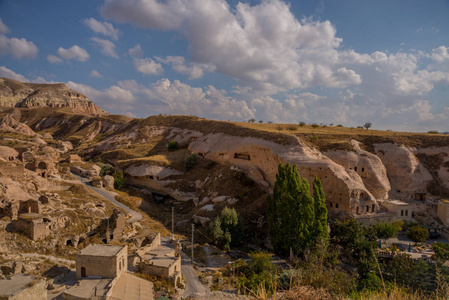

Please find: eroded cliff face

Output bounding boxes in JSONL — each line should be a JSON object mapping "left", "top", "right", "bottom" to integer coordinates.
{"left": 0, "top": 77, "right": 108, "bottom": 116}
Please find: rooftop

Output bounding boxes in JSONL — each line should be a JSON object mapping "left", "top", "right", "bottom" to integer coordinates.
{"left": 110, "top": 272, "right": 154, "bottom": 300}
{"left": 78, "top": 244, "right": 126, "bottom": 257}
{"left": 0, "top": 274, "right": 38, "bottom": 297}
{"left": 63, "top": 278, "right": 113, "bottom": 298}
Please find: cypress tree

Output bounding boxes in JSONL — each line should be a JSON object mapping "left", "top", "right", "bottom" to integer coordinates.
{"left": 313, "top": 177, "right": 329, "bottom": 247}
{"left": 267, "top": 163, "right": 321, "bottom": 256}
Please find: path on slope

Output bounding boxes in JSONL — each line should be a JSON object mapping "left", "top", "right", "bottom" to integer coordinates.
{"left": 181, "top": 252, "right": 210, "bottom": 298}
{"left": 73, "top": 174, "right": 142, "bottom": 223}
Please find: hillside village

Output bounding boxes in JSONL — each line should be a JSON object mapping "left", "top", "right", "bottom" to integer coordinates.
{"left": 2, "top": 78, "right": 449, "bottom": 299}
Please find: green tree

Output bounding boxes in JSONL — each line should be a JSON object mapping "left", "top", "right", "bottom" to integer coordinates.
{"left": 373, "top": 222, "right": 399, "bottom": 242}
{"left": 210, "top": 207, "right": 244, "bottom": 250}
{"left": 236, "top": 252, "right": 278, "bottom": 296}
{"left": 432, "top": 242, "right": 449, "bottom": 260}
{"left": 267, "top": 163, "right": 319, "bottom": 257}
{"left": 407, "top": 225, "right": 429, "bottom": 243}
{"left": 312, "top": 177, "right": 329, "bottom": 246}
{"left": 113, "top": 170, "right": 125, "bottom": 189}
{"left": 167, "top": 140, "right": 179, "bottom": 151}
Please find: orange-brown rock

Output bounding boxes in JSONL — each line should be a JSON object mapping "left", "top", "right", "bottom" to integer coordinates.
{"left": 0, "top": 77, "right": 108, "bottom": 116}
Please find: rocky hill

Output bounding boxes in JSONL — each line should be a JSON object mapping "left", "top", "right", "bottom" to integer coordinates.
{"left": 0, "top": 77, "right": 108, "bottom": 116}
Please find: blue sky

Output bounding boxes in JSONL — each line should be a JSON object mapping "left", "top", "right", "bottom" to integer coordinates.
{"left": 1, "top": 0, "right": 449, "bottom": 132}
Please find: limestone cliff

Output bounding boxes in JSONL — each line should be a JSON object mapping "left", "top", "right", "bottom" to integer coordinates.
{"left": 0, "top": 77, "right": 108, "bottom": 116}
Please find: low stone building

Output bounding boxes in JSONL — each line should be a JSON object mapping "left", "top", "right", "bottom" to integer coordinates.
{"left": 63, "top": 244, "right": 153, "bottom": 300}
{"left": 131, "top": 233, "right": 183, "bottom": 288}
{"left": 380, "top": 200, "right": 413, "bottom": 220}
{"left": 75, "top": 244, "right": 128, "bottom": 280}
{"left": 0, "top": 274, "right": 47, "bottom": 300}
{"left": 12, "top": 213, "right": 53, "bottom": 240}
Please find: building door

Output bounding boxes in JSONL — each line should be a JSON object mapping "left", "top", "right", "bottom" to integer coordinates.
{"left": 81, "top": 267, "right": 87, "bottom": 278}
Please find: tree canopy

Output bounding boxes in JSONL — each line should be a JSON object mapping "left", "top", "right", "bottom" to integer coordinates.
{"left": 267, "top": 163, "right": 328, "bottom": 257}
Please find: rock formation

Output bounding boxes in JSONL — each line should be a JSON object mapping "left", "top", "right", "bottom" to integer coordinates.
{"left": 0, "top": 77, "right": 108, "bottom": 116}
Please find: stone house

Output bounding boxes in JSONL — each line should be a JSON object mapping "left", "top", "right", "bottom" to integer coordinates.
{"left": 12, "top": 213, "right": 53, "bottom": 240}
{"left": 63, "top": 244, "right": 153, "bottom": 300}
{"left": 131, "top": 233, "right": 183, "bottom": 288}
{"left": 75, "top": 244, "right": 128, "bottom": 280}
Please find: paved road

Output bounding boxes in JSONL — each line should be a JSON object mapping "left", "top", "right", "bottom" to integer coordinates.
{"left": 73, "top": 175, "right": 142, "bottom": 223}
{"left": 181, "top": 252, "right": 209, "bottom": 298}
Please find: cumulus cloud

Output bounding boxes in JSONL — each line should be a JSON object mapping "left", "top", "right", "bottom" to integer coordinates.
{"left": 156, "top": 56, "right": 215, "bottom": 79}
{"left": 134, "top": 57, "right": 163, "bottom": 75}
{"left": 83, "top": 18, "right": 120, "bottom": 41}
{"left": 429, "top": 46, "right": 449, "bottom": 63}
{"left": 101, "top": 0, "right": 360, "bottom": 93}
{"left": 89, "top": 70, "right": 103, "bottom": 78}
{"left": 128, "top": 44, "right": 143, "bottom": 58}
{"left": 47, "top": 54, "right": 62, "bottom": 64}
{"left": 56, "top": 45, "right": 90, "bottom": 62}
{"left": 0, "top": 34, "right": 38, "bottom": 59}
{"left": 91, "top": 37, "right": 118, "bottom": 58}
{"left": 0, "top": 18, "right": 9, "bottom": 34}
{"left": 0, "top": 66, "right": 28, "bottom": 81}
{"left": 67, "top": 81, "right": 135, "bottom": 112}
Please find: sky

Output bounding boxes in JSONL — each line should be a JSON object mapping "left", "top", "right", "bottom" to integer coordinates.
{"left": 1, "top": 0, "right": 449, "bottom": 132}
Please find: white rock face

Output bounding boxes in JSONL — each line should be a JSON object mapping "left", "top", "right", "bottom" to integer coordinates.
{"left": 324, "top": 140, "right": 391, "bottom": 200}
{"left": 125, "top": 164, "right": 182, "bottom": 179}
{"left": 187, "top": 131, "right": 379, "bottom": 215}
{"left": 375, "top": 143, "right": 432, "bottom": 200}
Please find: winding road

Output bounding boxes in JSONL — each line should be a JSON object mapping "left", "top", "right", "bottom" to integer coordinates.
{"left": 181, "top": 252, "right": 210, "bottom": 298}
{"left": 73, "top": 174, "right": 142, "bottom": 223}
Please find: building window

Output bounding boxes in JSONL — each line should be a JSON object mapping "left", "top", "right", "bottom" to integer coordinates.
{"left": 362, "top": 167, "right": 365, "bottom": 172}
{"left": 354, "top": 167, "right": 357, "bottom": 172}
{"left": 335, "top": 203, "right": 339, "bottom": 209}
{"left": 372, "top": 204, "right": 375, "bottom": 212}
{"left": 330, "top": 203, "right": 333, "bottom": 208}
{"left": 356, "top": 207, "right": 359, "bottom": 214}
{"left": 401, "top": 210, "right": 404, "bottom": 216}
{"left": 366, "top": 206, "right": 369, "bottom": 212}
{"left": 405, "top": 210, "right": 408, "bottom": 216}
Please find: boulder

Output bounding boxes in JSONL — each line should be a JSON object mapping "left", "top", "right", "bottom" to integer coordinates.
{"left": 42, "top": 133, "right": 53, "bottom": 140}
{"left": 212, "top": 196, "right": 226, "bottom": 203}
{"left": 89, "top": 165, "right": 101, "bottom": 177}
{"left": 0, "top": 146, "right": 18, "bottom": 162}
{"left": 68, "top": 154, "right": 82, "bottom": 164}
{"left": 103, "top": 175, "right": 114, "bottom": 188}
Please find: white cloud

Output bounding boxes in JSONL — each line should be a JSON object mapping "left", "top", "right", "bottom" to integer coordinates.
{"left": 156, "top": 56, "right": 215, "bottom": 79}
{"left": 128, "top": 44, "right": 143, "bottom": 58}
{"left": 56, "top": 45, "right": 90, "bottom": 62}
{"left": 134, "top": 57, "right": 163, "bottom": 75}
{"left": 47, "top": 54, "right": 62, "bottom": 64}
{"left": 66, "top": 81, "right": 135, "bottom": 112}
{"left": 101, "top": 0, "right": 359, "bottom": 93}
{"left": 83, "top": 18, "right": 120, "bottom": 41}
{"left": 0, "top": 66, "right": 28, "bottom": 81}
{"left": 91, "top": 37, "right": 118, "bottom": 58}
{"left": 0, "top": 18, "right": 9, "bottom": 34}
{"left": 89, "top": 70, "right": 103, "bottom": 78}
{"left": 0, "top": 34, "right": 38, "bottom": 59}
{"left": 429, "top": 46, "right": 449, "bottom": 63}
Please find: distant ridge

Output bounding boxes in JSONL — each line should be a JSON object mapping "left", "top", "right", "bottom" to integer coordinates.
{"left": 0, "top": 77, "right": 108, "bottom": 116}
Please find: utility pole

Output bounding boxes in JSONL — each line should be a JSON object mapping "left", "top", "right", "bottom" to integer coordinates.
{"left": 191, "top": 224, "right": 194, "bottom": 264}
{"left": 171, "top": 207, "right": 175, "bottom": 240}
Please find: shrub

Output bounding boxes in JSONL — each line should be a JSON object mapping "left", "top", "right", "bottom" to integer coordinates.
{"left": 336, "top": 124, "right": 343, "bottom": 127}
{"left": 113, "top": 171, "right": 125, "bottom": 189}
{"left": 407, "top": 225, "right": 429, "bottom": 243}
{"left": 432, "top": 242, "right": 449, "bottom": 260}
{"left": 99, "top": 164, "right": 114, "bottom": 177}
{"left": 167, "top": 140, "right": 179, "bottom": 151}
{"left": 299, "top": 122, "right": 306, "bottom": 126}
{"left": 428, "top": 130, "right": 439, "bottom": 134}
{"left": 357, "top": 126, "right": 364, "bottom": 129}
{"left": 311, "top": 123, "right": 320, "bottom": 128}
{"left": 184, "top": 153, "right": 198, "bottom": 172}
{"left": 276, "top": 126, "right": 284, "bottom": 131}
{"left": 287, "top": 125, "right": 297, "bottom": 131}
